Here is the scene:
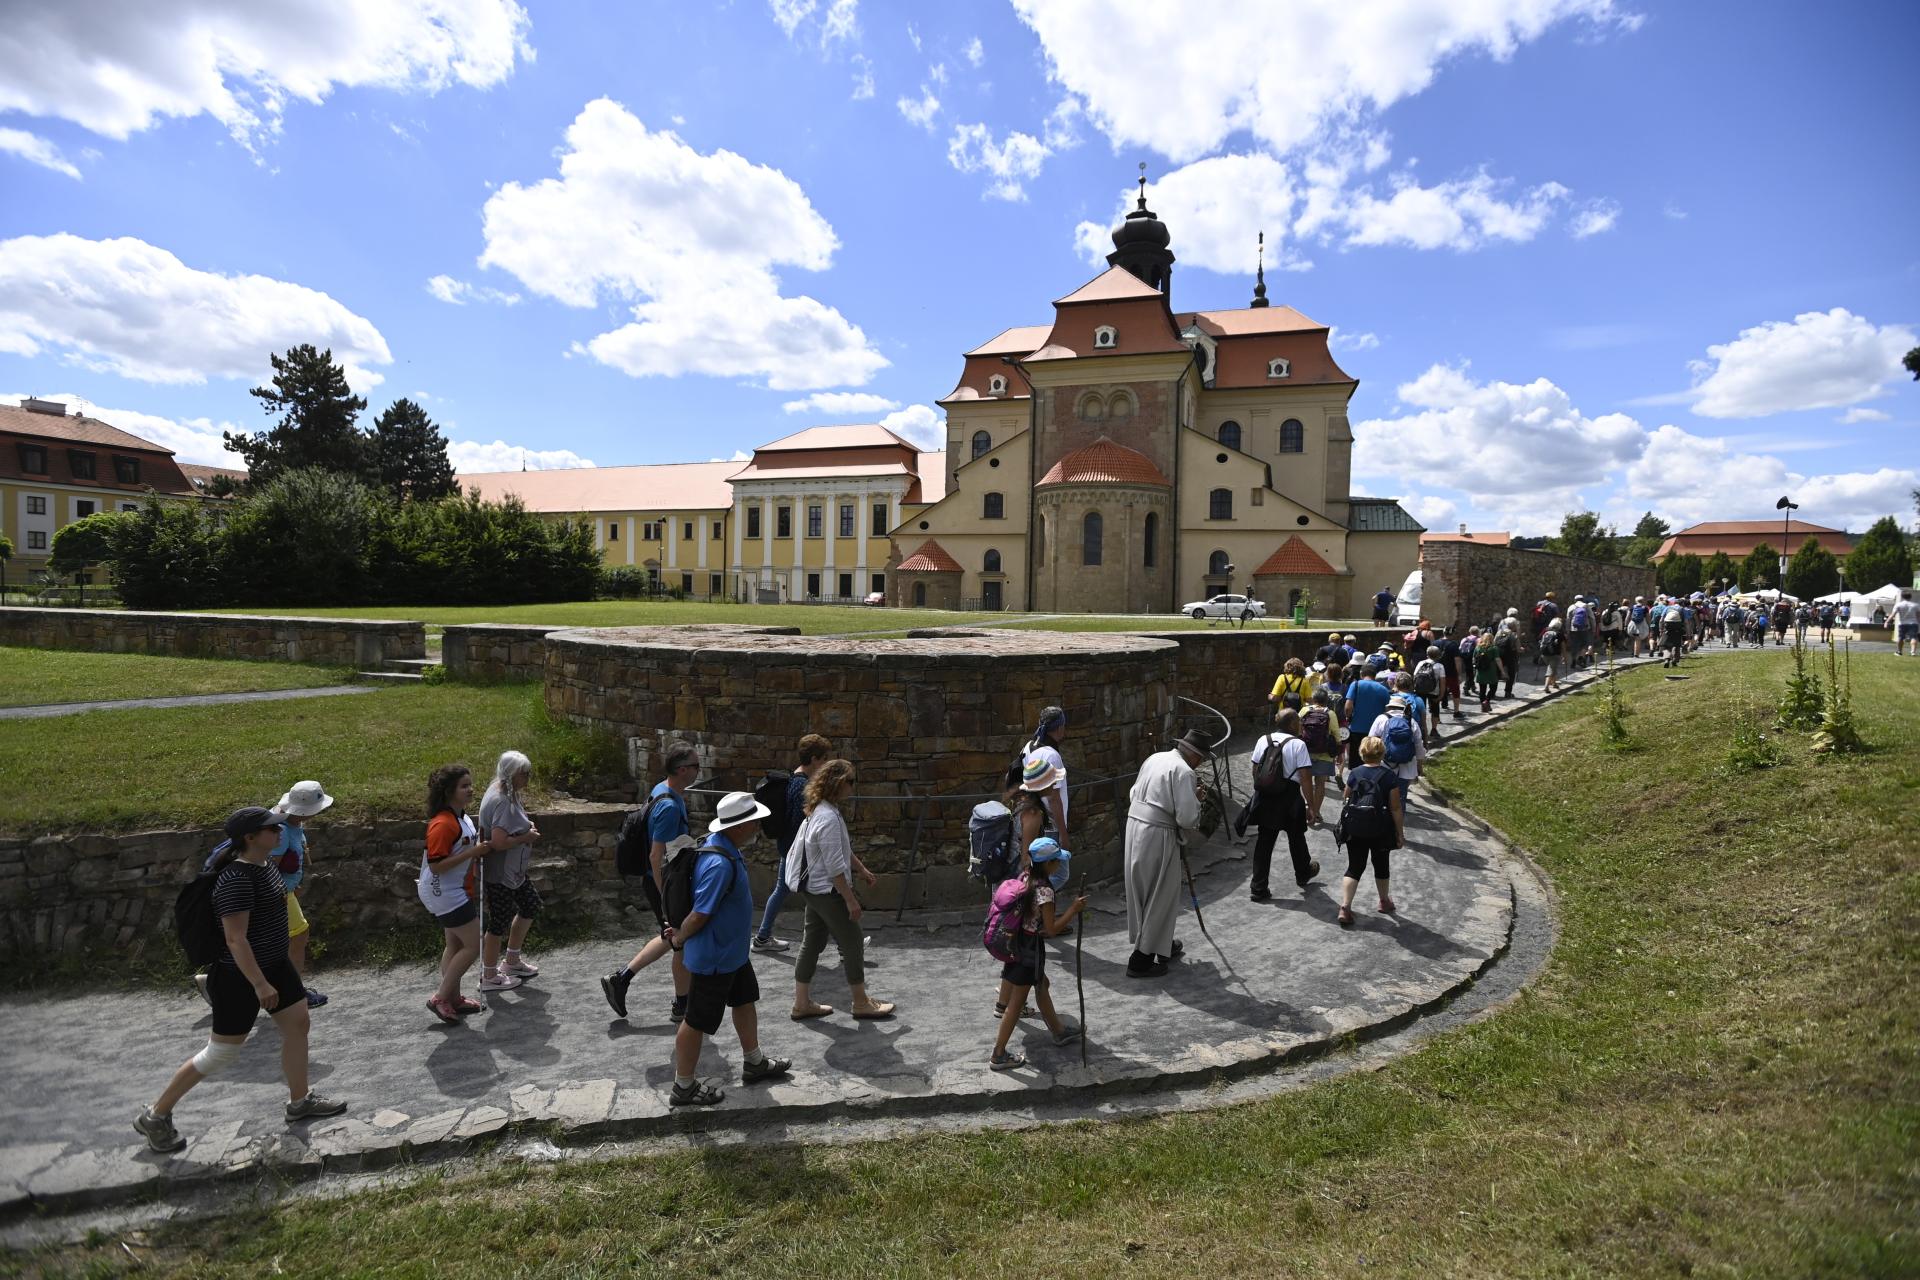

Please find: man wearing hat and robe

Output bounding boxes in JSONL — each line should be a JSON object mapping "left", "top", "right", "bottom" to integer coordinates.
{"left": 665, "top": 790, "right": 792, "bottom": 1107}
{"left": 1124, "top": 729, "right": 1210, "bottom": 978}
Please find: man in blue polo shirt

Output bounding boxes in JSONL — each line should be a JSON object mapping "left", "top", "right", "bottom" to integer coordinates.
{"left": 666, "top": 791, "right": 792, "bottom": 1108}
{"left": 1343, "top": 665, "right": 1393, "bottom": 770}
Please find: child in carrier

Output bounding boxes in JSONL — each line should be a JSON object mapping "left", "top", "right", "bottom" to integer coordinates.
{"left": 985, "top": 839, "right": 1086, "bottom": 1071}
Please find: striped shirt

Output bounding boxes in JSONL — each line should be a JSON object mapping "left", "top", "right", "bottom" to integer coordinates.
{"left": 212, "top": 860, "right": 290, "bottom": 966}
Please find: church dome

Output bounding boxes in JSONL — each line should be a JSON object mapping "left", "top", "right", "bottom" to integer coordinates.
{"left": 1112, "top": 203, "right": 1171, "bottom": 251}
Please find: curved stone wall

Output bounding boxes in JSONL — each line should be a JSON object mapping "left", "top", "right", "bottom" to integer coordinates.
{"left": 543, "top": 625, "right": 1180, "bottom": 909}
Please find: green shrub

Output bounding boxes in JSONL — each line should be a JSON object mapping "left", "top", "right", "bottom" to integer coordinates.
{"left": 220, "top": 468, "right": 375, "bottom": 605}
{"left": 1726, "top": 693, "right": 1785, "bottom": 772}
{"left": 107, "top": 495, "right": 224, "bottom": 609}
{"left": 1777, "top": 640, "right": 1824, "bottom": 730}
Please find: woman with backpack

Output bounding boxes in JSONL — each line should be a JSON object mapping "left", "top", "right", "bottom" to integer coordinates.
{"left": 1471, "top": 625, "right": 1501, "bottom": 712}
{"left": 419, "top": 762, "right": 503, "bottom": 1025}
{"left": 986, "top": 838, "right": 1085, "bottom": 1071}
{"left": 1268, "top": 657, "right": 1314, "bottom": 711}
{"left": 1538, "top": 617, "right": 1564, "bottom": 693}
{"left": 1336, "top": 737, "right": 1404, "bottom": 927}
{"left": 136, "top": 807, "right": 347, "bottom": 1154}
{"left": 1301, "top": 687, "right": 1344, "bottom": 825}
{"left": 786, "top": 759, "right": 892, "bottom": 1022}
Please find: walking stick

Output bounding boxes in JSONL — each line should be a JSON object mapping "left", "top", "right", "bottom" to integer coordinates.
{"left": 1073, "top": 872, "right": 1088, "bottom": 1068}
{"left": 1178, "top": 834, "right": 1212, "bottom": 944}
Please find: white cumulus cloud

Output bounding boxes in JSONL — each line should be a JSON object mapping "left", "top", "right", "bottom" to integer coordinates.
{"left": 850, "top": 53, "right": 875, "bottom": 100}
{"left": 1330, "top": 327, "right": 1380, "bottom": 352}
{"left": 897, "top": 85, "right": 941, "bottom": 130}
{"left": 948, "top": 124, "right": 1050, "bottom": 201}
{"left": 1625, "top": 425, "right": 1918, "bottom": 531}
{"left": 0, "top": 233, "right": 391, "bottom": 389}
{"left": 0, "top": 128, "right": 81, "bottom": 179}
{"left": 0, "top": 0, "right": 531, "bottom": 150}
{"left": 1011, "top": 0, "right": 1636, "bottom": 164}
{"left": 1569, "top": 199, "right": 1621, "bottom": 238}
{"left": 425, "top": 274, "right": 520, "bottom": 305}
{"left": 782, "top": 391, "right": 900, "bottom": 416}
{"left": 1840, "top": 407, "right": 1890, "bottom": 424}
{"left": 1687, "top": 308, "right": 1917, "bottom": 419}
{"left": 477, "top": 99, "right": 885, "bottom": 391}
{"left": 1074, "top": 153, "right": 1299, "bottom": 272}
{"left": 965, "top": 36, "right": 985, "bottom": 67}
{"left": 450, "top": 439, "right": 596, "bottom": 472}
{"left": 1334, "top": 172, "right": 1570, "bottom": 251}
{"left": 879, "top": 403, "right": 944, "bottom": 450}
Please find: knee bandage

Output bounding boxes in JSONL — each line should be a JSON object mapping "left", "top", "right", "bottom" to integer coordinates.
{"left": 192, "top": 1039, "right": 243, "bottom": 1075}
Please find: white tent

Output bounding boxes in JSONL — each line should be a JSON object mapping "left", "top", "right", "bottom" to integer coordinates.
{"left": 1841, "top": 583, "right": 1906, "bottom": 626}
{"left": 1814, "top": 590, "right": 1874, "bottom": 608}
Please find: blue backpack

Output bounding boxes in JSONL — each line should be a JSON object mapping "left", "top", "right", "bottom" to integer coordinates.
{"left": 1383, "top": 714, "right": 1416, "bottom": 766}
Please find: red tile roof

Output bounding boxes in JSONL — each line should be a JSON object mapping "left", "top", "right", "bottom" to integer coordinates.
{"left": 461, "top": 461, "right": 738, "bottom": 512}
{"left": 1253, "top": 535, "right": 1336, "bottom": 577}
{"left": 1654, "top": 519, "right": 1852, "bottom": 561}
{"left": 0, "top": 401, "right": 180, "bottom": 454}
{"left": 1180, "top": 306, "right": 1324, "bottom": 335}
{"left": 1053, "top": 266, "right": 1166, "bottom": 305}
{"left": 1036, "top": 437, "right": 1172, "bottom": 487}
{"left": 1421, "top": 530, "right": 1511, "bottom": 546}
{"left": 897, "top": 539, "right": 963, "bottom": 572}
{"left": 964, "top": 324, "right": 1051, "bottom": 357}
{"left": 754, "top": 424, "right": 920, "bottom": 453}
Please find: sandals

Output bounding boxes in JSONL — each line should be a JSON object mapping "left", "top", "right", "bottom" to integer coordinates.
{"left": 988, "top": 1051, "right": 1026, "bottom": 1072}
{"left": 993, "top": 1002, "right": 1037, "bottom": 1019}
{"left": 426, "top": 995, "right": 460, "bottom": 1025}
{"left": 669, "top": 1080, "right": 724, "bottom": 1107}
{"left": 851, "top": 1002, "right": 896, "bottom": 1020}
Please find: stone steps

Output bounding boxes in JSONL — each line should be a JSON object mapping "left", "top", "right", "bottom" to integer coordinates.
{"left": 353, "top": 670, "right": 425, "bottom": 684}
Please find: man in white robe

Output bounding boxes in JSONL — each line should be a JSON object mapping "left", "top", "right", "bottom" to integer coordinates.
{"left": 1124, "top": 730, "right": 1209, "bottom": 978}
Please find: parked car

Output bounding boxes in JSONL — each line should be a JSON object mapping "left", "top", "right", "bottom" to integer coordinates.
{"left": 1180, "top": 594, "right": 1267, "bottom": 621}
{"left": 1391, "top": 569, "right": 1423, "bottom": 627}
{"left": 863, "top": 591, "right": 887, "bottom": 606}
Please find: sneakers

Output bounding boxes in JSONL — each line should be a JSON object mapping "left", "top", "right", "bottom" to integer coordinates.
{"left": 502, "top": 954, "right": 540, "bottom": 978}
{"left": 670, "top": 994, "right": 689, "bottom": 1024}
{"left": 750, "top": 934, "right": 791, "bottom": 953}
{"left": 600, "top": 968, "right": 632, "bottom": 1018}
{"left": 305, "top": 989, "right": 328, "bottom": 1008}
{"left": 285, "top": 1091, "right": 348, "bottom": 1122}
{"left": 1297, "top": 859, "right": 1322, "bottom": 889}
{"left": 134, "top": 1107, "right": 186, "bottom": 1153}
{"left": 741, "top": 1055, "right": 792, "bottom": 1085}
{"left": 477, "top": 970, "right": 523, "bottom": 992}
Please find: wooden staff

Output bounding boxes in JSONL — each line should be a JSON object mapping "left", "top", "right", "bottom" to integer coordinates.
{"left": 1073, "top": 872, "right": 1088, "bottom": 1068}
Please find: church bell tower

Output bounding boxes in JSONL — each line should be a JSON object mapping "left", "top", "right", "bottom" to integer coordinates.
{"left": 1106, "top": 164, "right": 1175, "bottom": 296}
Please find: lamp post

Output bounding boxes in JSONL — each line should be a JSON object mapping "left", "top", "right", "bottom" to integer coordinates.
{"left": 1775, "top": 495, "right": 1798, "bottom": 593}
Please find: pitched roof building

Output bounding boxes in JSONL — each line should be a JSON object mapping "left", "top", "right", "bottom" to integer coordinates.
{"left": 1653, "top": 519, "right": 1853, "bottom": 562}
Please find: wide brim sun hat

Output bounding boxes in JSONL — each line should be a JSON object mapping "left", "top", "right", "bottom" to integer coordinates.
{"left": 1020, "top": 751, "right": 1063, "bottom": 792}
{"left": 708, "top": 791, "right": 772, "bottom": 835}
{"left": 277, "top": 780, "right": 334, "bottom": 818}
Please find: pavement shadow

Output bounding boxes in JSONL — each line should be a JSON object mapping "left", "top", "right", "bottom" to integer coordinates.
{"left": 424, "top": 1022, "right": 501, "bottom": 1099}
{"left": 1353, "top": 911, "right": 1484, "bottom": 962}
{"left": 479, "top": 983, "right": 561, "bottom": 1068}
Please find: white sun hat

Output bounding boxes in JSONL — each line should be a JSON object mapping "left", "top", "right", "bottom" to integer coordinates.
{"left": 708, "top": 790, "right": 772, "bottom": 835}
{"left": 276, "top": 780, "right": 334, "bottom": 817}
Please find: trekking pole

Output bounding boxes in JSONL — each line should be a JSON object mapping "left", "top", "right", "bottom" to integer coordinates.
{"left": 1073, "top": 872, "right": 1088, "bottom": 1069}
{"left": 1178, "top": 835, "right": 1212, "bottom": 944}
{"left": 893, "top": 792, "right": 929, "bottom": 922}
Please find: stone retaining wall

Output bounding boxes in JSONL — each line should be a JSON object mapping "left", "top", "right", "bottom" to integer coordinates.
{"left": 0, "top": 607, "right": 424, "bottom": 668}
{"left": 1420, "top": 542, "right": 1656, "bottom": 636}
{"left": 443, "top": 622, "right": 803, "bottom": 682}
{"left": 0, "top": 804, "right": 634, "bottom": 961}
{"left": 544, "top": 625, "right": 1179, "bottom": 908}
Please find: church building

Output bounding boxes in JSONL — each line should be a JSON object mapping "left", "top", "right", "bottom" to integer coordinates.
{"left": 889, "top": 179, "right": 1420, "bottom": 616}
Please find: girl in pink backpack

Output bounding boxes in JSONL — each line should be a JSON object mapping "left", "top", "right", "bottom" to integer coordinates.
{"left": 984, "top": 839, "right": 1086, "bottom": 1071}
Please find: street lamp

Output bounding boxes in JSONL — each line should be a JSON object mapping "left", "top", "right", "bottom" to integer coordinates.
{"left": 1775, "top": 495, "right": 1798, "bottom": 591}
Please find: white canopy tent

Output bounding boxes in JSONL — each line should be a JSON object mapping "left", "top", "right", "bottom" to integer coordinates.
{"left": 1838, "top": 583, "right": 1907, "bottom": 626}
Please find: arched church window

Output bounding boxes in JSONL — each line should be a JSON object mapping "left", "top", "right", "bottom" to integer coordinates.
{"left": 1082, "top": 512, "right": 1103, "bottom": 566}
{"left": 1208, "top": 549, "right": 1230, "bottom": 576}
{"left": 971, "top": 430, "right": 991, "bottom": 459}
{"left": 983, "top": 492, "right": 1005, "bottom": 519}
{"left": 1108, "top": 390, "right": 1134, "bottom": 419}
{"left": 1143, "top": 512, "right": 1158, "bottom": 568}
{"left": 1078, "top": 392, "right": 1106, "bottom": 422}
{"left": 1209, "top": 487, "right": 1233, "bottom": 520}
{"left": 1280, "top": 419, "right": 1304, "bottom": 453}
{"left": 984, "top": 548, "right": 1002, "bottom": 573}
{"left": 1217, "top": 421, "right": 1241, "bottom": 451}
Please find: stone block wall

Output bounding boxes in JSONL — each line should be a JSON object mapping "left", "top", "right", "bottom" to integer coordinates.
{"left": 0, "top": 804, "right": 635, "bottom": 962}
{"left": 544, "top": 625, "right": 1180, "bottom": 909}
{"left": 1420, "top": 542, "right": 1656, "bottom": 636}
{"left": 0, "top": 607, "right": 424, "bottom": 668}
{"left": 1138, "top": 626, "right": 1406, "bottom": 731}
{"left": 441, "top": 622, "right": 801, "bottom": 683}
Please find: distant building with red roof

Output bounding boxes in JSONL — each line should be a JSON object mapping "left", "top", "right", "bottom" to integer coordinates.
{"left": 1653, "top": 519, "right": 1852, "bottom": 562}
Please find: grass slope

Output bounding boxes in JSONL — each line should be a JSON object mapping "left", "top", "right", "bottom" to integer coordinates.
{"left": 0, "top": 647, "right": 346, "bottom": 709}
{"left": 0, "top": 682, "right": 612, "bottom": 835}
{"left": 19, "top": 652, "right": 1918, "bottom": 1278}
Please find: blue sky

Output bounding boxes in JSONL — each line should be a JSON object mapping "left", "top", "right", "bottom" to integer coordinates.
{"left": 1, "top": 0, "right": 1915, "bottom": 536}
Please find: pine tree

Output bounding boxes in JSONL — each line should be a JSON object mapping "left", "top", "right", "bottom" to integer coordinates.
{"left": 1844, "top": 516, "right": 1913, "bottom": 592}
{"left": 1657, "top": 551, "right": 1702, "bottom": 594}
{"left": 226, "top": 345, "right": 371, "bottom": 484}
{"left": 371, "top": 398, "right": 459, "bottom": 501}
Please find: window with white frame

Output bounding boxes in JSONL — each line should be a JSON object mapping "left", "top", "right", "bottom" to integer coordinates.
{"left": 27, "top": 531, "right": 47, "bottom": 550}
{"left": 806, "top": 504, "right": 823, "bottom": 538}
{"left": 987, "top": 374, "right": 1007, "bottom": 394}
{"left": 872, "top": 502, "right": 887, "bottom": 534}
{"left": 26, "top": 496, "right": 47, "bottom": 515}
{"left": 839, "top": 504, "right": 855, "bottom": 537}
{"left": 1093, "top": 325, "right": 1117, "bottom": 349}
{"left": 1268, "top": 357, "right": 1290, "bottom": 379}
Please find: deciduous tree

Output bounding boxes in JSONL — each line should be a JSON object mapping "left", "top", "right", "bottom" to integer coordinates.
{"left": 1845, "top": 516, "right": 1913, "bottom": 592}
{"left": 1548, "top": 510, "right": 1617, "bottom": 561}
{"left": 1622, "top": 511, "right": 1670, "bottom": 566}
{"left": 1701, "top": 551, "right": 1737, "bottom": 593}
{"left": 1740, "top": 543, "right": 1779, "bottom": 591}
{"left": 1784, "top": 536, "right": 1840, "bottom": 599}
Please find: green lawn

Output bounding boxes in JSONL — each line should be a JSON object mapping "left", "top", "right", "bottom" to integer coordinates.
{"left": 0, "top": 646, "right": 346, "bottom": 709}
{"left": 198, "top": 600, "right": 979, "bottom": 634}
{"left": 23, "top": 651, "right": 1914, "bottom": 1277}
{"left": 0, "top": 681, "right": 617, "bottom": 835}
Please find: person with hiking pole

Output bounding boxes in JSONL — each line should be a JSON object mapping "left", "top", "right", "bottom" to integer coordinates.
{"left": 419, "top": 763, "right": 505, "bottom": 1024}
{"left": 601, "top": 742, "right": 701, "bottom": 1023}
{"left": 1123, "top": 730, "right": 1209, "bottom": 979}
{"left": 986, "top": 838, "right": 1084, "bottom": 1070}
{"left": 136, "top": 807, "right": 347, "bottom": 1153}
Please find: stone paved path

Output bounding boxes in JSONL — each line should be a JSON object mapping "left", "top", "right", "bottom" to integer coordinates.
{"left": 0, "top": 684, "right": 376, "bottom": 720}
{"left": 0, "top": 652, "right": 1652, "bottom": 1219}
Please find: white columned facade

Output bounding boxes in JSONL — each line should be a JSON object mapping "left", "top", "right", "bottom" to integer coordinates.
{"left": 730, "top": 497, "right": 744, "bottom": 598}
{"left": 666, "top": 514, "right": 678, "bottom": 575}
{"left": 697, "top": 515, "right": 709, "bottom": 569}
{"left": 854, "top": 483, "right": 869, "bottom": 598}
{"left": 594, "top": 516, "right": 604, "bottom": 552}
{"left": 791, "top": 488, "right": 804, "bottom": 600}
{"left": 824, "top": 490, "right": 837, "bottom": 596}
{"left": 760, "top": 496, "right": 774, "bottom": 592}
{"left": 625, "top": 516, "right": 635, "bottom": 566}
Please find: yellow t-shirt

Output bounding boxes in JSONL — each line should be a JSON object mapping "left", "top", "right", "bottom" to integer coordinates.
{"left": 1269, "top": 672, "right": 1318, "bottom": 703}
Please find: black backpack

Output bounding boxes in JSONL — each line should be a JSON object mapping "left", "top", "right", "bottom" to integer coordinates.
{"left": 1336, "top": 769, "right": 1397, "bottom": 847}
{"left": 174, "top": 845, "right": 240, "bottom": 970}
{"left": 1254, "top": 733, "right": 1294, "bottom": 795}
{"left": 661, "top": 839, "right": 736, "bottom": 932}
{"left": 615, "top": 793, "right": 667, "bottom": 877}
{"left": 754, "top": 770, "right": 795, "bottom": 843}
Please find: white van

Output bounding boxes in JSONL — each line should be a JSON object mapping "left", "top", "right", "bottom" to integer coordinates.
{"left": 1392, "top": 569, "right": 1422, "bottom": 627}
